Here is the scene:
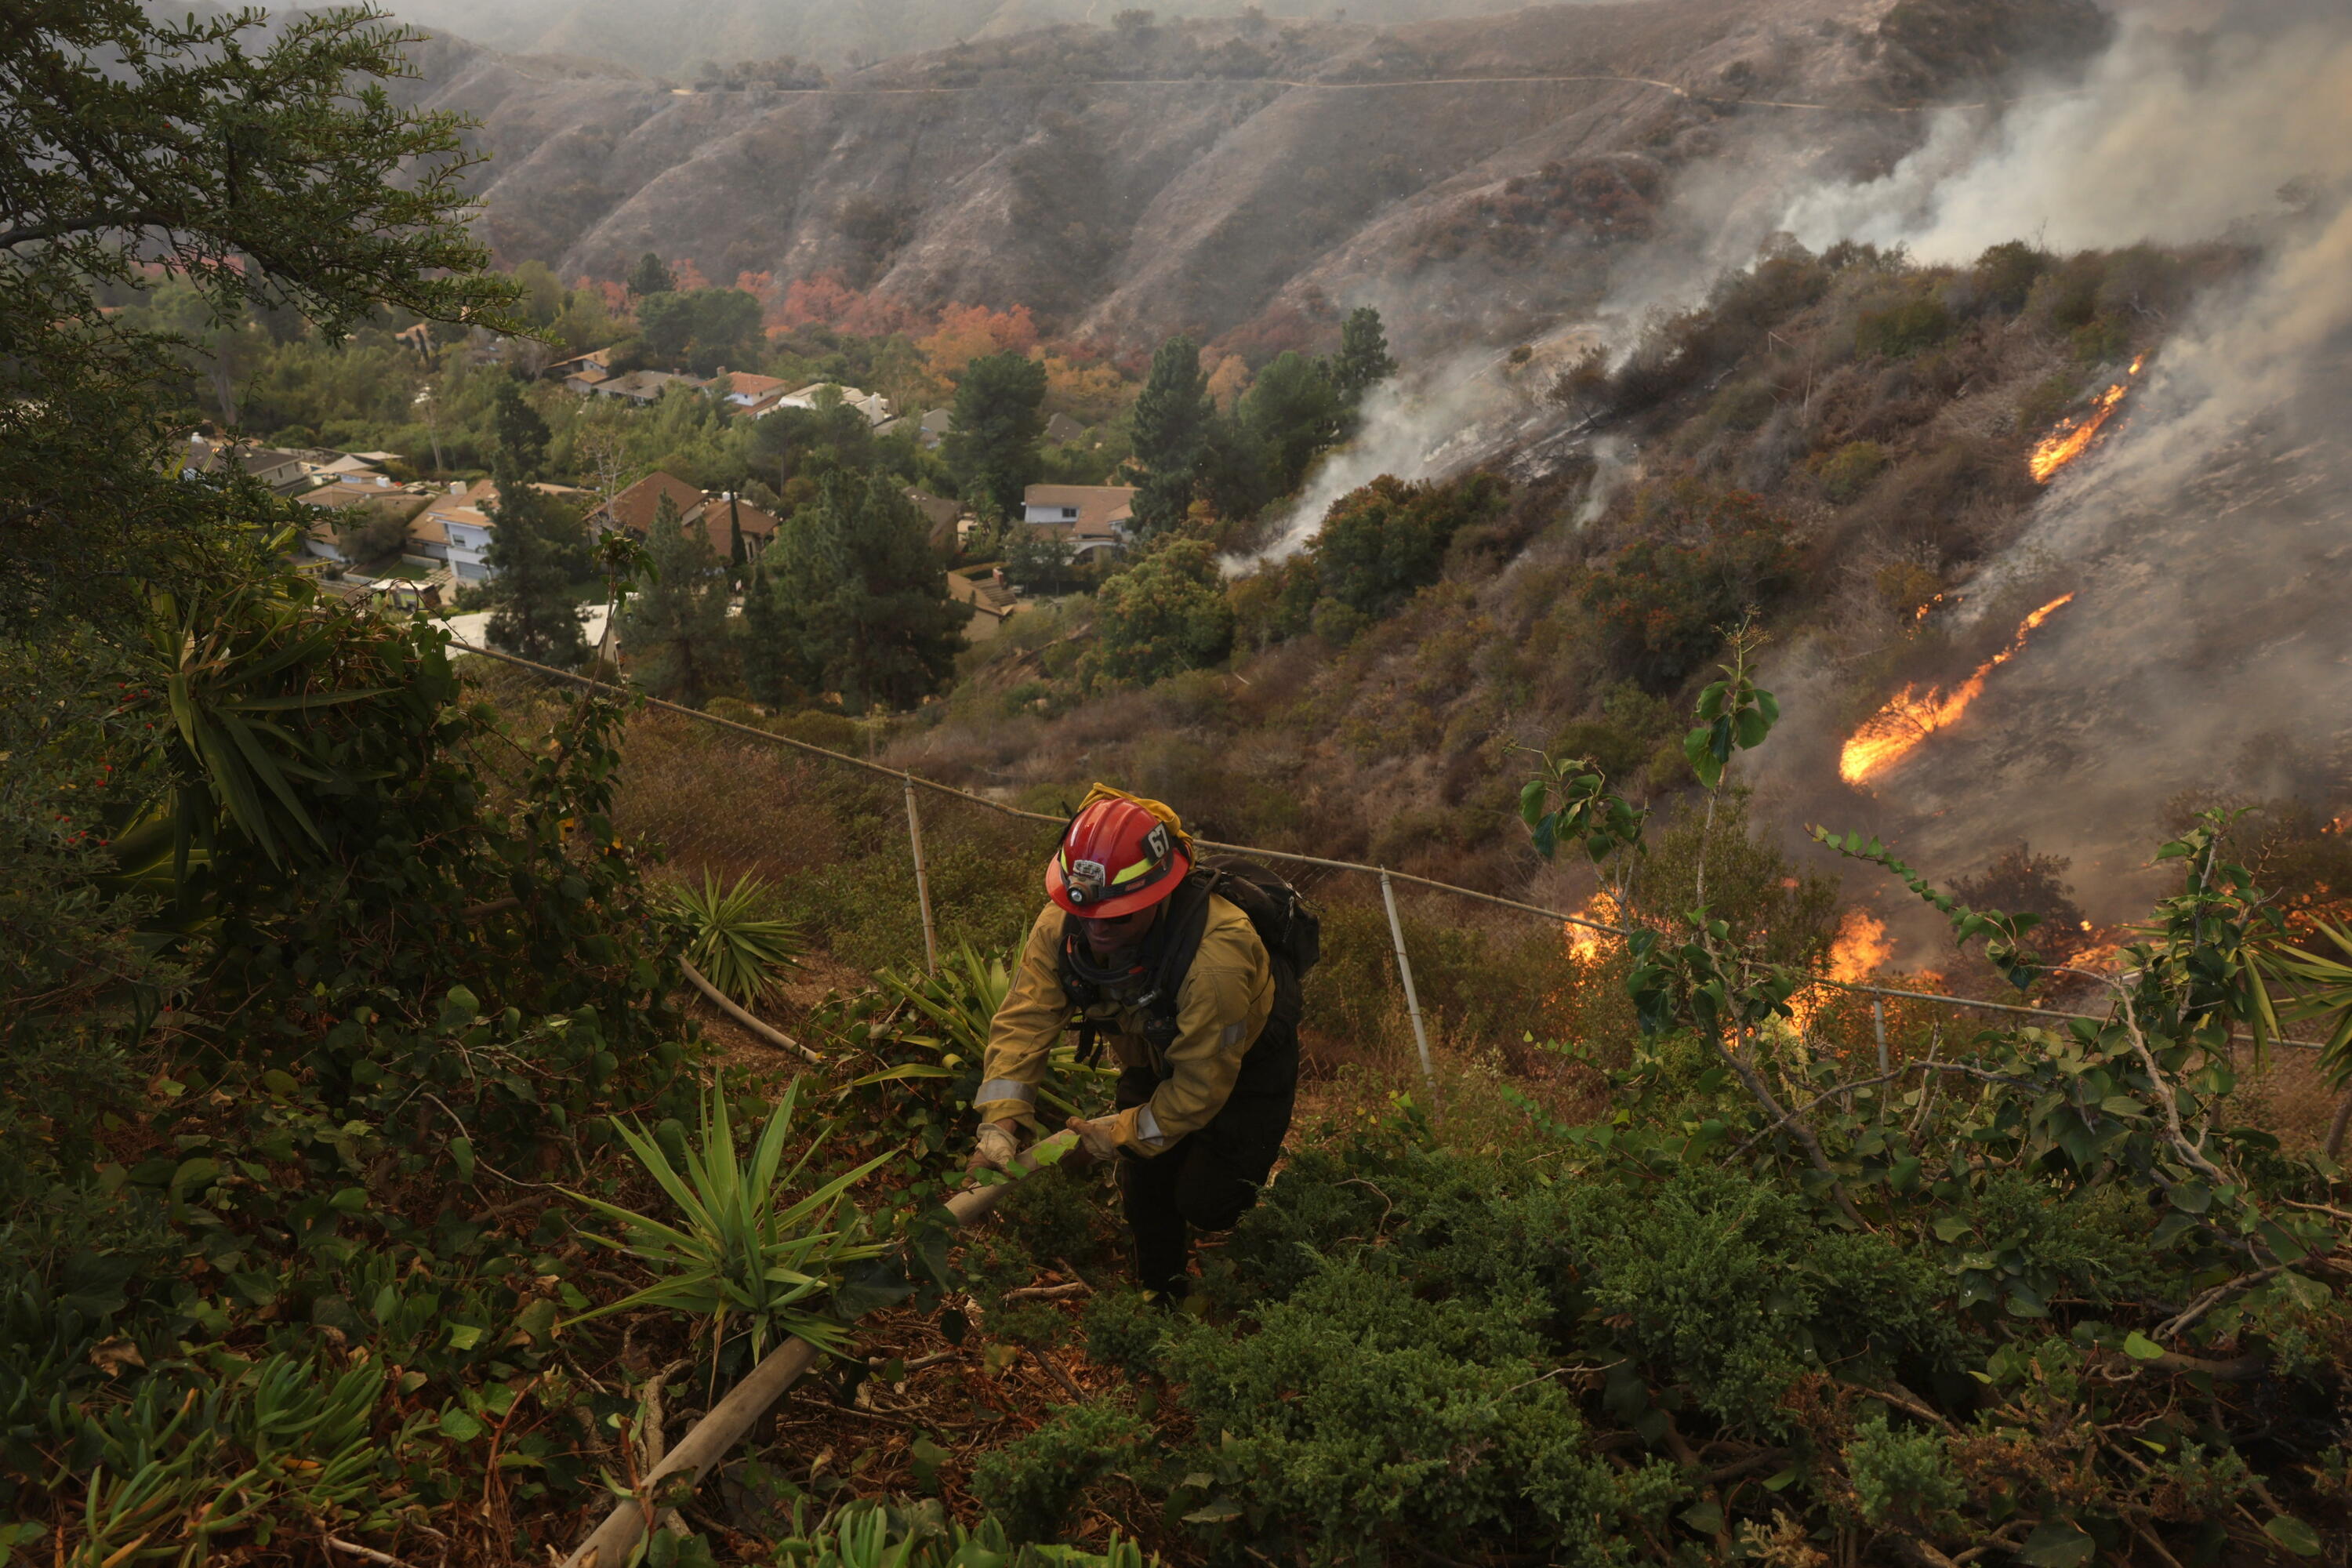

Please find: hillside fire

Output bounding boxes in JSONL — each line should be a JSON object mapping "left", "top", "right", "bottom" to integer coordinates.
{"left": 1839, "top": 594, "right": 2077, "bottom": 786}
{"left": 2029, "top": 356, "right": 2145, "bottom": 482}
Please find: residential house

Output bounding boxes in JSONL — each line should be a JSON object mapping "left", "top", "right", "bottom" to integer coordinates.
{"left": 699, "top": 492, "right": 783, "bottom": 561}
{"left": 1045, "top": 412, "right": 1085, "bottom": 445}
{"left": 296, "top": 476, "right": 422, "bottom": 561}
{"left": 917, "top": 408, "right": 953, "bottom": 449}
{"left": 591, "top": 471, "right": 710, "bottom": 538}
{"left": 776, "top": 383, "right": 895, "bottom": 426}
{"left": 547, "top": 347, "right": 616, "bottom": 394}
{"left": 1019, "top": 484, "right": 1134, "bottom": 561}
{"left": 903, "top": 488, "right": 965, "bottom": 552}
{"left": 406, "top": 478, "right": 586, "bottom": 583}
{"left": 185, "top": 436, "right": 308, "bottom": 495}
{"left": 296, "top": 450, "right": 400, "bottom": 485}
{"left": 946, "top": 565, "right": 1020, "bottom": 641}
{"left": 593, "top": 369, "right": 696, "bottom": 405}
{"left": 702, "top": 370, "right": 793, "bottom": 417}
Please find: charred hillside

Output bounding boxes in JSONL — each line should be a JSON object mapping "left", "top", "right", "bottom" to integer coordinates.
{"left": 407, "top": 0, "right": 2108, "bottom": 355}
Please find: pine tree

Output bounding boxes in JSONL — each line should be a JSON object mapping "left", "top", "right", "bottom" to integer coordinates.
{"left": 736, "top": 557, "right": 800, "bottom": 708}
{"left": 767, "top": 475, "right": 968, "bottom": 713}
{"left": 626, "top": 250, "right": 674, "bottom": 302}
{"left": 1129, "top": 334, "right": 1211, "bottom": 535}
{"left": 619, "top": 492, "right": 732, "bottom": 707}
{"left": 1330, "top": 306, "right": 1399, "bottom": 405}
{"left": 946, "top": 352, "right": 1047, "bottom": 522}
{"left": 483, "top": 459, "right": 589, "bottom": 668}
{"left": 1238, "top": 350, "right": 1347, "bottom": 494}
{"left": 492, "top": 378, "right": 551, "bottom": 478}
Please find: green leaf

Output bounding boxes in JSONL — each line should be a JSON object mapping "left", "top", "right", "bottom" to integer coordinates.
{"left": 2263, "top": 1515, "right": 2323, "bottom": 1557}
{"left": 2016, "top": 1520, "right": 2094, "bottom": 1568}
{"left": 909, "top": 1436, "right": 951, "bottom": 1489}
{"left": 448, "top": 1322, "right": 485, "bottom": 1351}
{"left": 2168, "top": 1181, "right": 2212, "bottom": 1214}
{"left": 450, "top": 1137, "right": 475, "bottom": 1183}
{"left": 2122, "top": 1331, "right": 2165, "bottom": 1362}
{"left": 1932, "top": 1216, "right": 1973, "bottom": 1243}
{"left": 1182, "top": 1500, "right": 1244, "bottom": 1524}
{"left": 1679, "top": 1499, "right": 1724, "bottom": 1534}
{"left": 512, "top": 1298, "right": 559, "bottom": 1345}
{"left": 1762, "top": 1466, "right": 1798, "bottom": 1493}
{"left": 439, "top": 1407, "right": 485, "bottom": 1442}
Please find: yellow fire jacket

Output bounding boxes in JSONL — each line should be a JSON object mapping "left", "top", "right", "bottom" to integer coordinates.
{"left": 975, "top": 896, "right": 1275, "bottom": 1156}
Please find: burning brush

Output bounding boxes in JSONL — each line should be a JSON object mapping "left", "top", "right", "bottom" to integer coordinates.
{"left": 2029, "top": 355, "right": 2145, "bottom": 483}
{"left": 1840, "top": 594, "right": 2076, "bottom": 787}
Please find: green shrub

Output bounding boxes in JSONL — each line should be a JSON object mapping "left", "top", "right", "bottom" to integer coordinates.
{"left": 1083, "top": 539, "right": 1233, "bottom": 688}
{"left": 1581, "top": 484, "right": 1798, "bottom": 689}
{"left": 1705, "top": 379, "right": 1780, "bottom": 433}
{"left": 1550, "top": 681, "right": 1679, "bottom": 786}
{"left": 1166, "top": 1259, "right": 1667, "bottom": 1563}
{"left": 773, "top": 708, "right": 860, "bottom": 750}
{"left": 2071, "top": 314, "right": 2131, "bottom": 364}
{"left": 1315, "top": 471, "right": 1508, "bottom": 619}
{"left": 1816, "top": 440, "right": 1889, "bottom": 503}
{"left": 1856, "top": 295, "right": 1954, "bottom": 358}
{"left": 1083, "top": 1290, "right": 1171, "bottom": 1377}
{"left": 1971, "top": 239, "right": 2050, "bottom": 314}
{"left": 1846, "top": 1415, "right": 1965, "bottom": 1529}
{"left": 2015, "top": 371, "right": 2081, "bottom": 436}
{"left": 968, "top": 1399, "right": 1150, "bottom": 1542}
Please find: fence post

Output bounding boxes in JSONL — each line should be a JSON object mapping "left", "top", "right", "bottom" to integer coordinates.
{"left": 1379, "top": 869, "right": 1440, "bottom": 1118}
{"left": 904, "top": 774, "right": 939, "bottom": 976}
{"left": 1873, "top": 997, "right": 1889, "bottom": 1076}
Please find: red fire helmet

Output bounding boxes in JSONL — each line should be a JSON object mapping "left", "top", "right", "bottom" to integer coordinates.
{"left": 1045, "top": 796, "right": 1191, "bottom": 918}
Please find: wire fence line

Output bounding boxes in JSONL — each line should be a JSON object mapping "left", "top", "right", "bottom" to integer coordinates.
{"left": 451, "top": 639, "right": 2325, "bottom": 1065}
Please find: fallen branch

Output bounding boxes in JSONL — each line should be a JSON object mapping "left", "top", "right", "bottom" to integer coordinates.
{"left": 680, "top": 959, "right": 819, "bottom": 1064}
{"left": 323, "top": 1537, "right": 421, "bottom": 1568}
{"left": 559, "top": 1131, "right": 1076, "bottom": 1568}
{"left": 1002, "top": 1279, "right": 1091, "bottom": 1301}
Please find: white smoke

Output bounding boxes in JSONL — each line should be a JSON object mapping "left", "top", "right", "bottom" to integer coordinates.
{"left": 1230, "top": 339, "right": 1559, "bottom": 571}
{"left": 1775, "top": 9, "right": 2352, "bottom": 264}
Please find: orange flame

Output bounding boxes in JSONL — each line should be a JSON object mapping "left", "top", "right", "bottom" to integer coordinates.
{"left": 1839, "top": 593, "right": 2076, "bottom": 786}
{"left": 1826, "top": 909, "right": 1891, "bottom": 984}
{"left": 1565, "top": 891, "right": 1624, "bottom": 964}
{"left": 2029, "top": 355, "right": 2145, "bottom": 483}
{"left": 1787, "top": 909, "right": 1895, "bottom": 1036}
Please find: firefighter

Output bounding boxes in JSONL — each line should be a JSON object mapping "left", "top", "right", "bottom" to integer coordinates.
{"left": 968, "top": 785, "right": 1305, "bottom": 1302}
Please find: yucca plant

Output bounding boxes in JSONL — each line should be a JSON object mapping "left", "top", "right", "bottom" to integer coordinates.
{"left": 563, "top": 1079, "right": 890, "bottom": 1359}
{"left": 857, "top": 944, "right": 1115, "bottom": 1118}
{"left": 668, "top": 871, "right": 804, "bottom": 1007}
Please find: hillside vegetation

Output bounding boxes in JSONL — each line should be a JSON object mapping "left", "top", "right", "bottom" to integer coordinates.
{"left": 16, "top": 5, "right": 2352, "bottom": 1568}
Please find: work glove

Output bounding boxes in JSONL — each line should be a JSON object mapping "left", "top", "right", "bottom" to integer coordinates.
{"left": 1066, "top": 1113, "right": 1123, "bottom": 1164}
{"left": 967, "top": 1121, "right": 1018, "bottom": 1173}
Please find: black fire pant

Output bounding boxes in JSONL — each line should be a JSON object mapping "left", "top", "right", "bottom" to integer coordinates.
{"left": 1113, "top": 1022, "right": 1297, "bottom": 1295}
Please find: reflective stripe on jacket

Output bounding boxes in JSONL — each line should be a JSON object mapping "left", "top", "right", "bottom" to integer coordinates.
{"left": 974, "top": 896, "right": 1274, "bottom": 1156}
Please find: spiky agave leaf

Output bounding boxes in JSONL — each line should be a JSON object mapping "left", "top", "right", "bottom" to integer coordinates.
{"left": 668, "top": 871, "right": 804, "bottom": 1007}
{"left": 561, "top": 1080, "right": 889, "bottom": 1358}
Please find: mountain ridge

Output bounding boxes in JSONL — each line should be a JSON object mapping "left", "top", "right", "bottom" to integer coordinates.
{"left": 405, "top": 0, "right": 2109, "bottom": 355}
